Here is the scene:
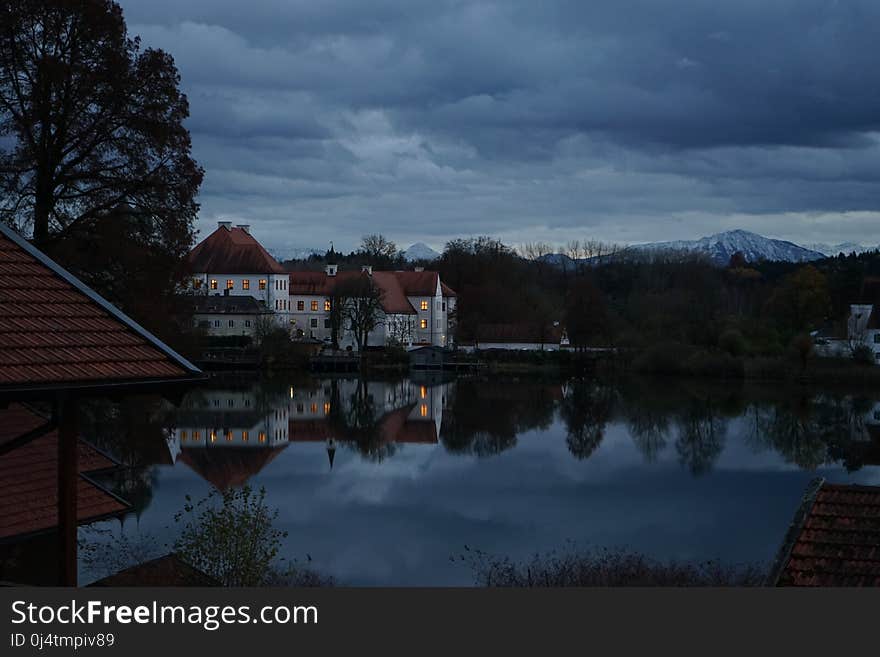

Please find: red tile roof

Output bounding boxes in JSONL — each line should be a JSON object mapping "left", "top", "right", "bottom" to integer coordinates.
{"left": 0, "top": 225, "right": 201, "bottom": 392}
{"left": 187, "top": 225, "right": 286, "bottom": 275}
{"left": 0, "top": 405, "right": 128, "bottom": 541}
{"left": 394, "top": 271, "right": 439, "bottom": 297}
{"left": 289, "top": 270, "right": 417, "bottom": 315}
{"left": 89, "top": 553, "right": 220, "bottom": 587}
{"left": 440, "top": 281, "right": 458, "bottom": 298}
{"left": 772, "top": 479, "right": 880, "bottom": 586}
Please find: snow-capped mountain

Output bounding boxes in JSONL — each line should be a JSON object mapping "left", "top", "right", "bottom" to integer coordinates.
{"left": 803, "top": 242, "right": 878, "bottom": 257}
{"left": 402, "top": 242, "right": 441, "bottom": 261}
{"left": 635, "top": 230, "right": 825, "bottom": 265}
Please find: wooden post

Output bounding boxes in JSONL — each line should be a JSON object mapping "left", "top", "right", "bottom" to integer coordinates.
{"left": 57, "top": 395, "right": 78, "bottom": 586}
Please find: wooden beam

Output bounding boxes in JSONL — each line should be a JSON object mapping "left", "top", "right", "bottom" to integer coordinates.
{"left": 56, "top": 396, "right": 78, "bottom": 586}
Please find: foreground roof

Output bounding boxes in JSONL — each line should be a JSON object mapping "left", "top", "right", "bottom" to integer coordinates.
{"left": 0, "top": 224, "right": 202, "bottom": 394}
{"left": 89, "top": 553, "right": 219, "bottom": 587}
{"left": 0, "top": 404, "right": 129, "bottom": 541}
{"left": 771, "top": 478, "right": 880, "bottom": 586}
{"left": 187, "top": 224, "right": 286, "bottom": 275}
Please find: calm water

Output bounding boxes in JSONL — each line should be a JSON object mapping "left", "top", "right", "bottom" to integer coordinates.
{"left": 79, "top": 374, "right": 880, "bottom": 585}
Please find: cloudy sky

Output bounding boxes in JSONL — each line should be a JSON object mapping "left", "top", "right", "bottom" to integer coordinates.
{"left": 118, "top": 0, "right": 880, "bottom": 255}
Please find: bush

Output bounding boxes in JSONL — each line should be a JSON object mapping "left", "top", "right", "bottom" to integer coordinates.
{"left": 718, "top": 329, "right": 746, "bottom": 358}
{"left": 458, "top": 544, "right": 766, "bottom": 587}
{"left": 852, "top": 343, "right": 876, "bottom": 366}
{"left": 683, "top": 350, "right": 744, "bottom": 378}
{"left": 631, "top": 342, "right": 694, "bottom": 375}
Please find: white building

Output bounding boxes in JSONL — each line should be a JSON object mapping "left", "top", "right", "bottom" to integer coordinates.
{"left": 192, "top": 295, "right": 274, "bottom": 337}
{"left": 185, "top": 221, "right": 291, "bottom": 331}
{"left": 288, "top": 265, "right": 457, "bottom": 349}
{"left": 848, "top": 302, "right": 880, "bottom": 363}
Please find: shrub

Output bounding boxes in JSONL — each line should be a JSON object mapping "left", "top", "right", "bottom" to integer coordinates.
{"left": 683, "top": 350, "right": 744, "bottom": 378}
{"left": 718, "top": 329, "right": 746, "bottom": 358}
{"left": 631, "top": 342, "right": 694, "bottom": 375}
{"left": 852, "top": 343, "right": 876, "bottom": 366}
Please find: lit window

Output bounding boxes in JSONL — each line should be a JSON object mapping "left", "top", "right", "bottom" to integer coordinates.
{"left": 258, "top": 431, "right": 266, "bottom": 443}
{"left": 242, "top": 431, "right": 249, "bottom": 442}
{"left": 210, "top": 279, "right": 218, "bottom": 290}
{"left": 193, "top": 430, "right": 200, "bottom": 440}
{"left": 323, "top": 402, "right": 331, "bottom": 415}
{"left": 311, "top": 403, "right": 318, "bottom": 413}
{"left": 226, "top": 279, "right": 234, "bottom": 290}
{"left": 420, "top": 385, "right": 427, "bottom": 399}
{"left": 259, "top": 279, "right": 267, "bottom": 290}
{"left": 420, "top": 404, "right": 428, "bottom": 417}
{"left": 193, "top": 278, "right": 202, "bottom": 289}
{"left": 420, "top": 300, "right": 429, "bottom": 310}
{"left": 226, "top": 430, "right": 233, "bottom": 442}
{"left": 420, "top": 319, "right": 428, "bottom": 329}
{"left": 297, "top": 300, "right": 304, "bottom": 311}
{"left": 210, "top": 430, "right": 217, "bottom": 443}
{"left": 311, "top": 300, "right": 319, "bottom": 311}
{"left": 181, "top": 430, "right": 187, "bottom": 440}
{"left": 325, "top": 300, "right": 332, "bottom": 311}
{"left": 243, "top": 279, "right": 250, "bottom": 290}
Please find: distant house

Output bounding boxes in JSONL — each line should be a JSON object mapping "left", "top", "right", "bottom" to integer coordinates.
{"left": 769, "top": 478, "right": 880, "bottom": 586}
{"left": 409, "top": 345, "right": 449, "bottom": 369}
{"left": 461, "top": 322, "right": 570, "bottom": 351}
{"left": 846, "top": 277, "right": 880, "bottom": 363}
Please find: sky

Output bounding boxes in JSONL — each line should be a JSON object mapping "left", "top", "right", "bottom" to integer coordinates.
{"left": 118, "top": 0, "right": 880, "bottom": 255}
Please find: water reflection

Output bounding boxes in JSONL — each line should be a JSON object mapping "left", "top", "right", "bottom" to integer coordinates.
{"left": 69, "top": 374, "right": 880, "bottom": 585}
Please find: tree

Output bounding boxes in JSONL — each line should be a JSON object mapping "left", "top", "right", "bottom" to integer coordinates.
{"left": 764, "top": 265, "right": 831, "bottom": 336}
{"left": 0, "top": 0, "right": 202, "bottom": 331}
{"left": 336, "top": 274, "right": 385, "bottom": 353}
{"left": 359, "top": 234, "right": 398, "bottom": 265}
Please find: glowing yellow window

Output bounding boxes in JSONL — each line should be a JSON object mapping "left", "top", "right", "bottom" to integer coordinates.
{"left": 420, "top": 385, "right": 427, "bottom": 399}
{"left": 242, "top": 431, "right": 249, "bottom": 442}
{"left": 226, "top": 279, "right": 234, "bottom": 290}
{"left": 210, "top": 279, "right": 218, "bottom": 290}
{"left": 310, "top": 403, "right": 318, "bottom": 413}
{"left": 193, "top": 278, "right": 202, "bottom": 289}
{"left": 258, "top": 432, "right": 266, "bottom": 443}
{"left": 420, "top": 300, "right": 429, "bottom": 310}
{"left": 311, "top": 300, "right": 319, "bottom": 311}
{"left": 324, "top": 300, "right": 331, "bottom": 311}
{"left": 242, "top": 279, "right": 250, "bottom": 290}
{"left": 420, "top": 404, "right": 428, "bottom": 417}
{"left": 225, "top": 430, "right": 233, "bottom": 442}
{"left": 420, "top": 319, "right": 428, "bottom": 329}
{"left": 193, "top": 430, "right": 200, "bottom": 440}
{"left": 210, "top": 430, "right": 217, "bottom": 443}
{"left": 259, "top": 279, "right": 267, "bottom": 290}
{"left": 323, "top": 402, "right": 331, "bottom": 415}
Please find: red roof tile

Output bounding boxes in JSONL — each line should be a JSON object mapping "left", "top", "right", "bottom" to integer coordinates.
{"left": 440, "top": 281, "right": 458, "bottom": 298}
{"left": 187, "top": 225, "right": 286, "bottom": 275}
{"left": 0, "top": 405, "right": 127, "bottom": 541}
{"left": 289, "top": 270, "right": 417, "bottom": 315}
{"left": 773, "top": 480, "right": 880, "bottom": 586}
{"left": 89, "top": 553, "right": 220, "bottom": 587}
{"left": 0, "top": 226, "right": 200, "bottom": 392}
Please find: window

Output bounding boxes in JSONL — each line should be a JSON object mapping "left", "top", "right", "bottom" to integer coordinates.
{"left": 225, "top": 430, "right": 233, "bottom": 442}
{"left": 420, "top": 385, "right": 427, "bottom": 399}
{"left": 420, "top": 300, "right": 429, "bottom": 310}
{"left": 210, "top": 279, "right": 218, "bottom": 290}
{"left": 442, "top": 302, "right": 446, "bottom": 311}
{"left": 311, "top": 300, "right": 319, "bottom": 311}
{"left": 242, "top": 430, "right": 249, "bottom": 442}
{"left": 297, "top": 403, "right": 304, "bottom": 413}
{"left": 210, "top": 430, "right": 217, "bottom": 443}
{"left": 193, "top": 278, "right": 202, "bottom": 289}
{"left": 245, "top": 320, "right": 251, "bottom": 327}
{"left": 258, "top": 431, "right": 266, "bottom": 443}
{"left": 311, "top": 318, "right": 318, "bottom": 328}
{"left": 257, "top": 279, "right": 266, "bottom": 290}
{"left": 193, "top": 430, "right": 200, "bottom": 440}
{"left": 242, "top": 279, "right": 250, "bottom": 290}
{"left": 420, "top": 404, "right": 428, "bottom": 417}
{"left": 420, "top": 319, "right": 428, "bottom": 329}
{"left": 213, "top": 320, "right": 220, "bottom": 328}
{"left": 324, "top": 319, "right": 331, "bottom": 329}
{"left": 297, "top": 300, "right": 304, "bottom": 311}
{"left": 325, "top": 300, "right": 332, "bottom": 311}
{"left": 181, "top": 430, "right": 187, "bottom": 440}
{"left": 874, "top": 334, "right": 880, "bottom": 344}
{"left": 436, "top": 319, "right": 441, "bottom": 329}
{"left": 324, "top": 402, "right": 331, "bottom": 415}
{"left": 228, "top": 319, "right": 234, "bottom": 327}
{"left": 311, "top": 403, "right": 318, "bottom": 413}
{"left": 224, "top": 279, "right": 233, "bottom": 290}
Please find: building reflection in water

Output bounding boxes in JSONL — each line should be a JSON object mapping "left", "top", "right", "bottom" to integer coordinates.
{"left": 166, "top": 376, "right": 452, "bottom": 488}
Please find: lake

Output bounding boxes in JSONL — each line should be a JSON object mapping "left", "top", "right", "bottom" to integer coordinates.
{"left": 78, "top": 373, "right": 880, "bottom": 585}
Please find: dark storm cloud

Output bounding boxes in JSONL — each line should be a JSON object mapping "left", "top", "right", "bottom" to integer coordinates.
{"left": 118, "top": 0, "right": 880, "bottom": 252}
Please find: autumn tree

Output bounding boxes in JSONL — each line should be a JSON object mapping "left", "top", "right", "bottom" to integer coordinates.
{"left": 0, "top": 0, "right": 202, "bottom": 337}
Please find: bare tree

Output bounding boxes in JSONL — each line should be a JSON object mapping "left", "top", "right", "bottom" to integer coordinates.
{"left": 360, "top": 234, "right": 398, "bottom": 261}
{"left": 336, "top": 274, "right": 385, "bottom": 352}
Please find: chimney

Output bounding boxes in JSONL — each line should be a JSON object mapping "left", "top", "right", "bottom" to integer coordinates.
{"left": 414, "top": 266, "right": 424, "bottom": 272}
{"left": 218, "top": 220, "right": 232, "bottom": 231}
{"left": 361, "top": 265, "right": 372, "bottom": 276}
{"left": 325, "top": 264, "right": 338, "bottom": 277}
{"left": 237, "top": 224, "right": 251, "bottom": 234}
